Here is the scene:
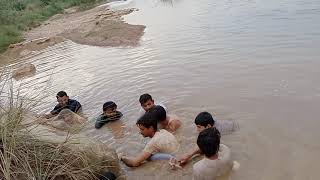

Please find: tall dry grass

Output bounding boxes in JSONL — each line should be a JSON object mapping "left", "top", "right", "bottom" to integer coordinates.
{"left": 0, "top": 70, "right": 120, "bottom": 180}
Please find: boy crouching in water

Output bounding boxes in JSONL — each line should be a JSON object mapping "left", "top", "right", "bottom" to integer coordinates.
{"left": 193, "top": 127, "right": 233, "bottom": 180}
{"left": 120, "top": 112, "right": 179, "bottom": 167}
{"left": 95, "top": 101, "right": 123, "bottom": 129}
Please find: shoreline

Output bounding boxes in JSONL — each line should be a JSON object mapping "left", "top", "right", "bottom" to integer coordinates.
{"left": 0, "top": 0, "right": 111, "bottom": 53}
{"left": 0, "top": 1, "right": 145, "bottom": 65}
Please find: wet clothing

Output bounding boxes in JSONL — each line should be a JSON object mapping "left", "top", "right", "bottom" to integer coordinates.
{"left": 193, "top": 144, "right": 233, "bottom": 180}
{"left": 95, "top": 111, "right": 123, "bottom": 129}
{"left": 51, "top": 99, "right": 82, "bottom": 115}
{"left": 143, "top": 129, "right": 179, "bottom": 154}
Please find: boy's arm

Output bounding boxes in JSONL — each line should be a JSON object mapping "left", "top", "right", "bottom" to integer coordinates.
{"left": 74, "top": 101, "right": 82, "bottom": 113}
{"left": 95, "top": 115, "right": 107, "bottom": 129}
{"left": 121, "top": 151, "right": 152, "bottom": 167}
{"left": 68, "top": 100, "right": 82, "bottom": 113}
{"left": 43, "top": 105, "right": 60, "bottom": 119}
{"left": 178, "top": 147, "right": 201, "bottom": 165}
{"left": 49, "top": 104, "right": 61, "bottom": 117}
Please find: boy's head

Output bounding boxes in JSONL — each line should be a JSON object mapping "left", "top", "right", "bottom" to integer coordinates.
{"left": 56, "top": 91, "right": 69, "bottom": 107}
{"left": 148, "top": 105, "right": 167, "bottom": 124}
{"left": 139, "top": 93, "right": 155, "bottom": 112}
{"left": 103, "top": 101, "right": 117, "bottom": 115}
{"left": 136, "top": 112, "right": 157, "bottom": 138}
{"left": 197, "top": 127, "right": 221, "bottom": 158}
{"left": 194, "top": 112, "right": 215, "bottom": 133}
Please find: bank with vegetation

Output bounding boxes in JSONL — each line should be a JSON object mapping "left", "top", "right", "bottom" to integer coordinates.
{"left": 0, "top": 75, "right": 124, "bottom": 179}
{"left": 0, "top": 0, "right": 106, "bottom": 53}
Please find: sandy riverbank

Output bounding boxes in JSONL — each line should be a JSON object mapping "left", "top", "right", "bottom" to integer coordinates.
{"left": 0, "top": 3, "right": 145, "bottom": 64}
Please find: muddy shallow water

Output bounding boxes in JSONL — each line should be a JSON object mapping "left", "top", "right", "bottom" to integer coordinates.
{"left": 2, "top": 0, "right": 320, "bottom": 179}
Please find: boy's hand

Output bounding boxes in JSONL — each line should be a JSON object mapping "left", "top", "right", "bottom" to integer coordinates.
{"left": 177, "top": 154, "right": 191, "bottom": 165}
{"left": 169, "top": 157, "right": 182, "bottom": 170}
{"left": 117, "top": 152, "right": 124, "bottom": 160}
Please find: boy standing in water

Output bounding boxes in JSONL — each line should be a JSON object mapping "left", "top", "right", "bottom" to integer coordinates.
{"left": 95, "top": 101, "right": 123, "bottom": 129}
{"left": 45, "top": 91, "right": 82, "bottom": 119}
{"left": 193, "top": 127, "right": 233, "bottom": 180}
{"left": 121, "top": 112, "right": 179, "bottom": 167}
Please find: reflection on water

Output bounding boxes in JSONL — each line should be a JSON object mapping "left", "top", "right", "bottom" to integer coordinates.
{"left": 2, "top": 0, "right": 320, "bottom": 179}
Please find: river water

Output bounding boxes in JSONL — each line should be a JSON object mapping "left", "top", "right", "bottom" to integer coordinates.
{"left": 3, "top": 0, "right": 320, "bottom": 179}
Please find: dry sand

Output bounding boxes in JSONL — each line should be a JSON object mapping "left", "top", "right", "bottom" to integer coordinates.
{"left": 1, "top": 4, "right": 145, "bottom": 64}
{"left": 25, "top": 6, "right": 145, "bottom": 47}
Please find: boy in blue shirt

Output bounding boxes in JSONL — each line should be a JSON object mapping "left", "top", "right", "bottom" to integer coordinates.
{"left": 45, "top": 91, "right": 81, "bottom": 119}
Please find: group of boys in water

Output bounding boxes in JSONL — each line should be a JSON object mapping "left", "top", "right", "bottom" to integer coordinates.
{"left": 44, "top": 91, "right": 238, "bottom": 180}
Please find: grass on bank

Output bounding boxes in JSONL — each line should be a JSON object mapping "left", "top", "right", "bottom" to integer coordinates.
{"left": 0, "top": 72, "right": 118, "bottom": 180}
{"left": 0, "top": 0, "right": 106, "bottom": 53}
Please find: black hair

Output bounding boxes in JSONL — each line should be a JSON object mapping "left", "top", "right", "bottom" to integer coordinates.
{"left": 56, "top": 91, "right": 67, "bottom": 98}
{"left": 139, "top": 93, "right": 153, "bottom": 104}
{"left": 136, "top": 112, "right": 158, "bottom": 131}
{"left": 194, "top": 112, "right": 215, "bottom": 127}
{"left": 103, "top": 101, "right": 117, "bottom": 111}
{"left": 197, "top": 127, "right": 221, "bottom": 158}
{"left": 148, "top": 105, "right": 166, "bottom": 122}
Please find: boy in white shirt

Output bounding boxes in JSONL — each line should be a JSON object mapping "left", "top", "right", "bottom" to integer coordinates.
{"left": 121, "top": 112, "right": 179, "bottom": 167}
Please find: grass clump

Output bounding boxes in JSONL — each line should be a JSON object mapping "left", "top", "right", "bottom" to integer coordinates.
{"left": 0, "top": 0, "right": 107, "bottom": 53}
{"left": 0, "top": 72, "right": 121, "bottom": 180}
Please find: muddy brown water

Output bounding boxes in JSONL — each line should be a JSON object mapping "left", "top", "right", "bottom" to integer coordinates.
{"left": 2, "top": 0, "right": 320, "bottom": 179}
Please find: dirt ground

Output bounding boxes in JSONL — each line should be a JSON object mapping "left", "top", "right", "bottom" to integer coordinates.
{"left": 1, "top": 4, "right": 145, "bottom": 64}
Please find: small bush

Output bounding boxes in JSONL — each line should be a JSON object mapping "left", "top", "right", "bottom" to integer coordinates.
{"left": 0, "top": 26, "right": 23, "bottom": 52}
{"left": 0, "top": 73, "right": 120, "bottom": 180}
{"left": 13, "top": 1, "right": 26, "bottom": 11}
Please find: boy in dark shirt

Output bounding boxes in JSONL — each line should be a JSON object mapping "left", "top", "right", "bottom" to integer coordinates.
{"left": 45, "top": 91, "right": 82, "bottom": 119}
{"left": 95, "top": 101, "right": 123, "bottom": 129}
